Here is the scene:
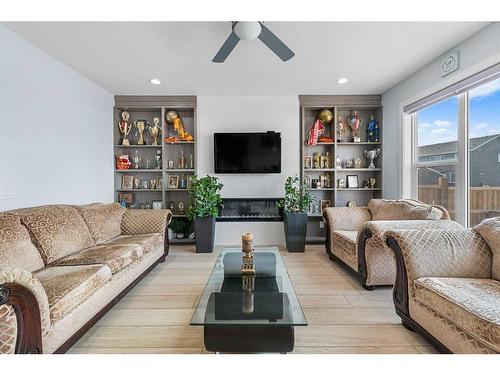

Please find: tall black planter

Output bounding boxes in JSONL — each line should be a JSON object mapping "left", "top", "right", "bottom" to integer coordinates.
{"left": 283, "top": 212, "right": 307, "bottom": 252}
{"left": 194, "top": 216, "right": 216, "bottom": 253}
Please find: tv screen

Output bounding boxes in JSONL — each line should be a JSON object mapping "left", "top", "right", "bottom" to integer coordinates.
{"left": 214, "top": 132, "right": 281, "bottom": 174}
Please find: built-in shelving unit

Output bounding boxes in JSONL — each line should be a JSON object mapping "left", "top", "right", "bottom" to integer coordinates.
{"left": 299, "top": 95, "right": 383, "bottom": 243}
{"left": 113, "top": 96, "right": 197, "bottom": 244}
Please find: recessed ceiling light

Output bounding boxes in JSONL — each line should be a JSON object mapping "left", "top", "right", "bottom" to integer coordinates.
{"left": 337, "top": 78, "right": 349, "bottom": 84}
{"left": 149, "top": 78, "right": 161, "bottom": 85}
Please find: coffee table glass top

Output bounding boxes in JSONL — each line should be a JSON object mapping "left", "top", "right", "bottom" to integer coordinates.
{"left": 190, "top": 247, "right": 307, "bottom": 326}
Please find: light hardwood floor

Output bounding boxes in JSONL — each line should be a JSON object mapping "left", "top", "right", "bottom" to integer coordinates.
{"left": 68, "top": 244, "right": 437, "bottom": 354}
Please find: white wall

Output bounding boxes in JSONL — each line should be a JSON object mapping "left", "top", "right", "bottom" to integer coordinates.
{"left": 197, "top": 96, "right": 299, "bottom": 245}
{"left": 0, "top": 26, "right": 114, "bottom": 211}
{"left": 382, "top": 23, "right": 500, "bottom": 199}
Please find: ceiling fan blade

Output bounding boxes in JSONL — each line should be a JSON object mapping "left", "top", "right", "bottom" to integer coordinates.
{"left": 212, "top": 31, "right": 240, "bottom": 63}
{"left": 258, "top": 24, "right": 295, "bottom": 62}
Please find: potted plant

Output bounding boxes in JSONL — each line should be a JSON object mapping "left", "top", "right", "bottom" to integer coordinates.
{"left": 277, "top": 176, "right": 313, "bottom": 252}
{"left": 169, "top": 218, "right": 186, "bottom": 239}
{"left": 188, "top": 175, "right": 223, "bottom": 253}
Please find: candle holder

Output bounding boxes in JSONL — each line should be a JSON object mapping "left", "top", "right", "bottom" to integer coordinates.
{"left": 241, "top": 232, "right": 256, "bottom": 275}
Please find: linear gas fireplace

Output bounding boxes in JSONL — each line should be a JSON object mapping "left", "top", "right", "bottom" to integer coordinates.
{"left": 217, "top": 198, "right": 283, "bottom": 222}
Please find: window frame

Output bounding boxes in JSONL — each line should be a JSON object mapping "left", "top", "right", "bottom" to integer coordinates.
{"left": 405, "top": 65, "right": 500, "bottom": 227}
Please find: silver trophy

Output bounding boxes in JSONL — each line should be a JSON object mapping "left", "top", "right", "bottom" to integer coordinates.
{"left": 363, "top": 148, "right": 380, "bottom": 169}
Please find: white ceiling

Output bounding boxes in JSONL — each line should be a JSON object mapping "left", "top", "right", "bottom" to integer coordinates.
{"left": 4, "top": 22, "right": 488, "bottom": 95}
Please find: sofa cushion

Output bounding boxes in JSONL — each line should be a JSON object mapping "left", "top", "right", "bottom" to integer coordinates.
{"left": 474, "top": 217, "right": 500, "bottom": 281}
{"left": 104, "top": 233, "right": 163, "bottom": 254}
{"left": 368, "top": 199, "right": 447, "bottom": 221}
{"left": 75, "top": 203, "right": 125, "bottom": 245}
{"left": 52, "top": 243, "right": 144, "bottom": 274}
{"left": 414, "top": 277, "right": 500, "bottom": 352}
{"left": 121, "top": 209, "right": 170, "bottom": 235}
{"left": 330, "top": 230, "right": 358, "bottom": 271}
{"left": 18, "top": 205, "right": 93, "bottom": 264}
{"left": 35, "top": 264, "right": 112, "bottom": 322}
{"left": 0, "top": 212, "right": 44, "bottom": 272}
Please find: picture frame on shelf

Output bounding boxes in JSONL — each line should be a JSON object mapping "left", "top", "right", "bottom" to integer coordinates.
{"left": 168, "top": 175, "right": 179, "bottom": 189}
{"left": 121, "top": 175, "right": 133, "bottom": 189}
{"left": 118, "top": 192, "right": 133, "bottom": 205}
{"left": 320, "top": 200, "right": 331, "bottom": 213}
{"left": 152, "top": 200, "right": 163, "bottom": 209}
{"left": 156, "top": 176, "right": 163, "bottom": 189}
{"left": 346, "top": 175, "right": 359, "bottom": 188}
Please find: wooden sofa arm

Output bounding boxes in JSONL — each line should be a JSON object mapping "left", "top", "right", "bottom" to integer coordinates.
{"left": 0, "top": 268, "right": 50, "bottom": 354}
{"left": 385, "top": 228, "right": 493, "bottom": 316}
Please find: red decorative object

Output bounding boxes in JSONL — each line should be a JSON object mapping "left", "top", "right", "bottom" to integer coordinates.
{"left": 116, "top": 155, "right": 131, "bottom": 170}
{"left": 306, "top": 119, "right": 325, "bottom": 146}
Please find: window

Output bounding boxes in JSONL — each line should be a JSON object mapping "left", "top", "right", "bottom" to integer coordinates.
{"left": 415, "top": 97, "right": 458, "bottom": 219}
{"left": 407, "top": 69, "right": 500, "bottom": 227}
{"left": 468, "top": 78, "right": 500, "bottom": 226}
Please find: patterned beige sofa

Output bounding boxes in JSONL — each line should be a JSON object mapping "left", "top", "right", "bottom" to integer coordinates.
{"left": 0, "top": 203, "right": 172, "bottom": 354}
{"left": 385, "top": 217, "right": 499, "bottom": 353}
{"left": 323, "top": 199, "right": 460, "bottom": 289}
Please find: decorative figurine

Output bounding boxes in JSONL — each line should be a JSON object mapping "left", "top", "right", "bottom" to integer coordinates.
{"left": 336, "top": 116, "right": 346, "bottom": 143}
{"left": 141, "top": 180, "right": 149, "bottom": 189}
{"left": 134, "top": 119, "right": 148, "bottom": 145}
{"left": 133, "top": 178, "right": 141, "bottom": 190}
{"left": 178, "top": 150, "right": 186, "bottom": 169}
{"left": 178, "top": 201, "right": 185, "bottom": 214}
{"left": 155, "top": 150, "right": 162, "bottom": 169}
{"left": 305, "top": 118, "right": 325, "bottom": 146}
{"left": 189, "top": 154, "right": 194, "bottom": 169}
{"left": 149, "top": 117, "right": 162, "bottom": 145}
{"left": 364, "top": 148, "right": 381, "bottom": 169}
{"left": 336, "top": 157, "right": 342, "bottom": 169}
{"left": 354, "top": 158, "right": 362, "bottom": 169}
{"left": 304, "top": 155, "right": 312, "bottom": 169}
{"left": 313, "top": 152, "right": 321, "bottom": 169}
{"left": 369, "top": 177, "right": 377, "bottom": 188}
{"left": 348, "top": 111, "right": 362, "bottom": 142}
{"left": 337, "top": 179, "right": 345, "bottom": 188}
{"left": 164, "top": 111, "right": 194, "bottom": 143}
{"left": 150, "top": 178, "right": 157, "bottom": 189}
{"left": 133, "top": 150, "right": 140, "bottom": 169}
{"left": 319, "top": 109, "right": 334, "bottom": 125}
{"left": 168, "top": 160, "right": 174, "bottom": 169}
{"left": 367, "top": 115, "right": 380, "bottom": 143}
{"left": 241, "top": 232, "right": 256, "bottom": 275}
{"left": 345, "top": 159, "right": 354, "bottom": 168}
{"left": 118, "top": 111, "right": 132, "bottom": 146}
{"left": 179, "top": 174, "right": 186, "bottom": 189}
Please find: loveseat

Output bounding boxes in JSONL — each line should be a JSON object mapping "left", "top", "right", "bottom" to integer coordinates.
{"left": 0, "top": 203, "right": 172, "bottom": 354}
{"left": 322, "top": 199, "right": 460, "bottom": 289}
{"left": 385, "top": 217, "right": 499, "bottom": 353}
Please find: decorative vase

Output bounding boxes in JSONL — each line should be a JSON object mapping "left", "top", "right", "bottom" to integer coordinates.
{"left": 283, "top": 212, "right": 307, "bottom": 252}
{"left": 194, "top": 216, "right": 216, "bottom": 253}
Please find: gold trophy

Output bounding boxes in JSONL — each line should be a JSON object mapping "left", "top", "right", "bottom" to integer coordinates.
{"left": 118, "top": 111, "right": 132, "bottom": 146}
{"left": 149, "top": 117, "right": 162, "bottom": 145}
{"left": 134, "top": 119, "right": 148, "bottom": 145}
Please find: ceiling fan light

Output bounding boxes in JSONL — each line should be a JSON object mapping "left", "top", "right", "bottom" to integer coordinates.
{"left": 234, "top": 22, "right": 262, "bottom": 41}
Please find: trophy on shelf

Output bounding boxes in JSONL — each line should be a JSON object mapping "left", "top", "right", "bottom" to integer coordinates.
{"left": 149, "top": 117, "right": 162, "bottom": 145}
{"left": 336, "top": 116, "right": 346, "bottom": 143}
{"left": 118, "top": 111, "right": 132, "bottom": 146}
{"left": 134, "top": 119, "right": 149, "bottom": 145}
{"left": 364, "top": 148, "right": 381, "bottom": 169}
{"left": 132, "top": 150, "right": 141, "bottom": 169}
{"left": 348, "top": 111, "right": 362, "bottom": 143}
{"left": 155, "top": 150, "right": 162, "bottom": 169}
{"left": 133, "top": 178, "right": 141, "bottom": 189}
{"left": 367, "top": 115, "right": 380, "bottom": 143}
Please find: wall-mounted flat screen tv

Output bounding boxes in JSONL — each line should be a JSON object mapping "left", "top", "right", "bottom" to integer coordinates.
{"left": 214, "top": 132, "right": 281, "bottom": 174}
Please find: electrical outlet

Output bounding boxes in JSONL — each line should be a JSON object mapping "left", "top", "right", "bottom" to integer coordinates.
{"left": 319, "top": 221, "right": 324, "bottom": 229}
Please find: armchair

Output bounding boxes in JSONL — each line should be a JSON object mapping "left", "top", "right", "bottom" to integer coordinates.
{"left": 385, "top": 217, "right": 499, "bottom": 353}
{"left": 323, "top": 199, "right": 459, "bottom": 289}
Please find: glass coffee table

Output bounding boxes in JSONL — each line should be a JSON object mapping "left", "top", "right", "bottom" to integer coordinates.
{"left": 190, "top": 247, "right": 307, "bottom": 353}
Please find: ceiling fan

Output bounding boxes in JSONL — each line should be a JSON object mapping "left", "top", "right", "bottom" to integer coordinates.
{"left": 212, "top": 21, "right": 295, "bottom": 63}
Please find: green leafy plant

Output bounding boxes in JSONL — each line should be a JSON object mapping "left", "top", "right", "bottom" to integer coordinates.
{"left": 169, "top": 218, "right": 187, "bottom": 234}
{"left": 188, "top": 175, "right": 223, "bottom": 219}
{"left": 277, "top": 176, "right": 313, "bottom": 214}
